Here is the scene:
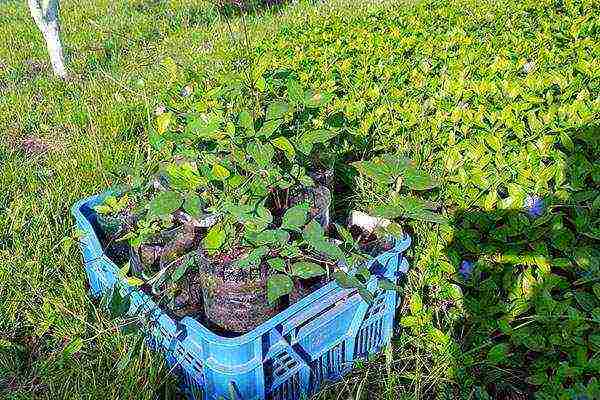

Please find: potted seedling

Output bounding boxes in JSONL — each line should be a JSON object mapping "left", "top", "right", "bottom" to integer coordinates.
{"left": 176, "top": 80, "right": 352, "bottom": 332}
{"left": 349, "top": 153, "right": 447, "bottom": 244}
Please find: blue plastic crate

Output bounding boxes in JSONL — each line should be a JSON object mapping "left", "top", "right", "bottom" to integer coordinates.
{"left": 72, "top": 191, "right": 411, "bottom": 400}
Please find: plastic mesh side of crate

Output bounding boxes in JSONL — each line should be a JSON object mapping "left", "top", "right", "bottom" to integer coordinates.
{"left": 354, "top": 318, "right": 385, "bottom": 358}
{"left": 267, "top": 373, "right": 301, "bottom": 400}
{"left": 309, "top": 340, "right": 348, "bottom": 393}
{"left": 265, "top": 349, "right": 304, "bottom": 400}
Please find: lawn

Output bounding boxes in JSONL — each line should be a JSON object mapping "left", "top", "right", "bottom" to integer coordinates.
{"left": 1, "top": 0, "right": 599, "bottom": 399}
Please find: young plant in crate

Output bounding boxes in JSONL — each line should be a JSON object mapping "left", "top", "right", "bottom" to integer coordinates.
{"left": 336, "top": 154, "right": 447, "bottom": 297}
{"left": 352, "top": 154, "right": 447, "bottom": 230}
{"left": 91, "top": 74, "right": 376, "bottom": 332}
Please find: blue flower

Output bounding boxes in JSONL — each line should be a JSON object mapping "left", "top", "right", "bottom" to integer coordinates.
{"left": 459, "top": 260, "right": 474, "bottom": 279}
{"left": 524, "top": 195, "right": 545, "bottom": 218}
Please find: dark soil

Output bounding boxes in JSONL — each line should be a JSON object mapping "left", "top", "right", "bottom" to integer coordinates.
{"left": 289, "top": 275, "right": 327, "bottom": 304}
{"left": 170, "top": 272, "right": 204, "bottom": 318}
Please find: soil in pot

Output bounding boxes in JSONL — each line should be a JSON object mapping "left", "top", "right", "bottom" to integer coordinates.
{"left": 289, "top": 275, "right": 328, "bottom": 304}
{"left": 170, "top": 272, "right": 204, "bottom": 318}
{"left": 196, "top": 247, "right": 283, "bottom": 334}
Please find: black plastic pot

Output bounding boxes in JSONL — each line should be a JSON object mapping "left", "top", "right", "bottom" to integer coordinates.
{"left": 288, "top": 167, "right": 334, "bottom": 228}
{"left": 196, "top": 248, "right": 282, "bottom": 334}
{"left": 288, "top": 185, "right": 332, "bottom": 228}
{"left": 97, "top": 212, "right": 136, "bottom": 265}
{"left": 130, "top": 224, "right": 198, "bottom": 275}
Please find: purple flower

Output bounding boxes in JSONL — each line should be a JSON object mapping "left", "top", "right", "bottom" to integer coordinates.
{"left": 524, "top": 195, "right": 545, "bottom": 218}
{"left": 459, "top": 260, "right": 474, "bottom": 279}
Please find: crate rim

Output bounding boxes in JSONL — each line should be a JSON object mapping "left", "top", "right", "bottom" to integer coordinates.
{"left": 72, "top": 191, "right": 411, "bottom": 347}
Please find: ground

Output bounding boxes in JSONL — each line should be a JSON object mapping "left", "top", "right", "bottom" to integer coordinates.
{"left": 1, "top": 0, "right": 599, "bottom": 399}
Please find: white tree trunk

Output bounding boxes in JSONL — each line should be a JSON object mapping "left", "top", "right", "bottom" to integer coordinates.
{"left": 28, "top": 0, "right": 67, "bottom": 78}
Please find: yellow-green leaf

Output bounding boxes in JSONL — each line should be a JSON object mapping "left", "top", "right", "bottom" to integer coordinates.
{"left": 271, "top": 136, "right": 295, "bottom": 160}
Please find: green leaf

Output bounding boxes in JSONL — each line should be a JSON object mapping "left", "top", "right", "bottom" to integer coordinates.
{"left": 254, "top": 229, "right": 290, "bottom": 246}
{"left": 296, "top": 130, "right": 338, "bottom": 155}
{"left": 589, "top": 334, "right": 600, "bottom": 352}
{"left": 239, "top": 110, "right": 254, "bottom": 134}
{"left": 257, "top": 119, "right": 283, "bottom": 138}
{"left": 247, "top": 141, "right": 274, "bottom": 167}
{"left": 249, "top": 178, "right": 269, "bottom": 198}
{"left": 267, "top": 274, "right": 294, "bottom": 305}
{"left": 226, "top": 121, "right": 235, "bottom": 136}
{"left": 574, "top": 291, "right": 597, "bottom": 311}
{"left": 148, "top": 191, "right": 183, "bottom": 217}
{"left": 282, "top": 203, "right": 309, "bottom": 231}
{"left": 267, "top": 257, "right": 286, "bottom": 272}
{"left": 62, "top": 338, "right": 83, "bottom": 359}
{"left": 373, "top": 196, "right": 447, "bottom": 224}
{"left": 266, "top": 102, "right": 289, "bottom": 120}
{"left": 487, "top": 343, "right": 509, "bottom": 364}
{"left": 352, "top": 160, "right": 390, "bottom": 185}
{"left": 410, "top": 293, "right": 422, "bottom": 314}
{"left": 428, "top": 328, "right": 449, "bottom": 345}
{"left": 256, "top": 77, "right": 266, "bottom": 92}
{"left": 559, "top": 131, "right": 574, "bottom": 152}
{"left": 186, "top": 114, "right": 222, "bottom": 139}
{"left": 183, "top": 194, "right": 204, "bottom": 219}
{"left": 304, "top": 89, "right": 334, "bottom": 108}
{"left": 157, "top": 112, "right": 173, "bottom": 134}
{"left": 593, "top": 284, "right": 600, "bottom": 300}
{"left": 400, "top": 316, "right": 420, "bottom": 328}
{"left": 94, "top": 204, "right": 113, "bottom": 214}
{"left": 126, "top": 277, "right": 144, "bottom": 286}
{"left": 358, "top": 288, "right": 375, "bottom": 304}
{"left": 291, "top": 262, "right": 326, "bottom": 279}
{"left": 380, "top": 154, "right": 412, "bottom": 176}
{"left": 333, "top": 270, "right": 363, "bottom": 288}
{"left": 118, "top": 262, "right": 130, "bottom": 278}
{"left": 164, "top": 163, "right": 205, "bottom": 192}
{"left": 335, "top": 223, "right": 355, "bottom": 245}
{"left": 303, "top": 219, "right": 325, "bottom": 243}
{"left": 235, "top": 246, "right": 268, "bottom": 269}
{"left": 309, "top": 238, "right": 344, "bottom": 260}
{"left": 203, "top": 223, "right": 226, "bottom": 254}
{"left": 108, "top": 288, "right": 131, "bottom": 319}
{"left": 403, "top": 168, "right": 439, "bottom": 190}
{"left": 271, "top": 136, "right": 295, "bottom": 160}
{"left": 170, "top": 258, "right": 191, "bottom": 282}
{"left": 211, "top": 163, "right": 230, "bottom": 181}
{"left": 301, "top": 220, "right": 343, "bottom": 259}
{"left": 551, "top": 229, "right": 575, "bottom": 251}
{"left": 378, "top": 278, "right": 400, "bottom": 291}
{"left": 243, "top": 204, "right": 273, "bottom": 232}
{"left": 287, "top": 79, "right": 304, "bottom": 104}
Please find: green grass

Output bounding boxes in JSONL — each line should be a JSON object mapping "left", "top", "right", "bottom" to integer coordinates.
{"left": 1, "top": 0, "right": 599, "bottom": 399}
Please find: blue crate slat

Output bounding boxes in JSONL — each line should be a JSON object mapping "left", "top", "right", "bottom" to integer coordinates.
{"left": 72, "top": 192, "right": 411, "bottom": 400}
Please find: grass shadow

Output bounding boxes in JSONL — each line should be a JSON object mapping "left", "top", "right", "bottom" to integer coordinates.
{"left": 441, "top": 125, "right": 600, "bottom": 399}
